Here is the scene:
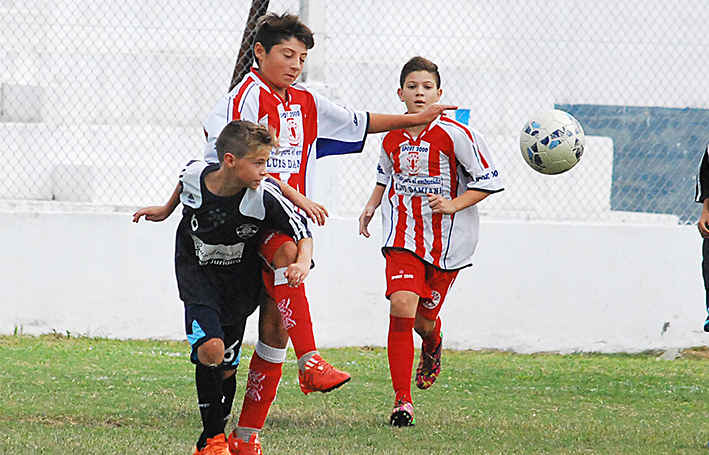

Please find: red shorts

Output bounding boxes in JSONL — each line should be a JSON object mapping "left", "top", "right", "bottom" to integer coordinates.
{"left": 384, "top": 248, "right": 458, "bottom": 321}
{"left": 260, "top": 229, "right": 294, "bottom": 296}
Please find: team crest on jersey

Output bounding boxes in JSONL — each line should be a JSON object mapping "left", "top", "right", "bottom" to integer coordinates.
{"left": 423, "top": 290, "right": 441, "bottom": 309}
{"left": 235, "top": 223, "right": 259, "bottom": 239}
{"left": 286, "top": 117, "right": 302, "bottom": 146}
{"left": 407, "top": 150, "right": 420, "bottom": 174}
{"left": 401, "top": 144, "right": 429, "bottom": 174}
{"left": 278, "top": 105, "right": 303, "bottom": 147}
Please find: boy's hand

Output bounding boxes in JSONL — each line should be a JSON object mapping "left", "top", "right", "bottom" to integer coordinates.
{"left": 427, "top": 194, "right": 457, "bottom": 215}
{"left": 358, "top": 205, "right": 377, "bottom": 238}
{"left": 416, "top": 103, "right": 458, "bottom": 125}
{"left": 284, "top": 261, "right": 310, "bottom": 288}
{"left": 299, "top": 198, "right": 329, "bottom": 226}
{"left": 133, "top": 206, "right": 171, "bottom": 223}
{"left": 280, "top": 182, "right": 329, "bottom": 226}
{"left": 699, "top": 210, "right": 709, "bottom": 238}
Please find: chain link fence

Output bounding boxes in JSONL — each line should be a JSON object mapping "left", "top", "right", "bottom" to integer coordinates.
{"left": 2, "top": 0, "right": 707, "bottom": 224}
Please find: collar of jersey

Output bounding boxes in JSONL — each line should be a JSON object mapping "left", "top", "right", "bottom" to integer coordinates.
{"left": 402, "top": 115, "right": 440, "bottom": 143}
{"left": 250, "top": 68, "right": 292, "bottom": 105}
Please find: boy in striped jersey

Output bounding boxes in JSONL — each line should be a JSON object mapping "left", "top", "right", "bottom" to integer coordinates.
{"left": 359, "top": 56, "right": 504, "bottom": 427}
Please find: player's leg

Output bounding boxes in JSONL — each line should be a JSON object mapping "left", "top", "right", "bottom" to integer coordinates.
{"left": 261, "top": 230, "right": 350, "bottom": 394}
{"left": 384, "top": 248, "right": 426, "bottom": 427}
{"left": 388, "top": 289, "right": 419, "bottom": 427}
{"left": 414, "top": 267, "right": 458, "bottom": 390}
{"left": 227, "top": 337, "right": 285, "bottom": 455}
{"left": 186, "top": 305, "right": 235, "bottom": 455}
{"left": 268, "top": 237, "right": 317, "bottom": 360}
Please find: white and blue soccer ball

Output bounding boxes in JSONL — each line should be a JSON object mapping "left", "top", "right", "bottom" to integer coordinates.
{"left": 520, "top": 109, "right": 585, "bottom": 175}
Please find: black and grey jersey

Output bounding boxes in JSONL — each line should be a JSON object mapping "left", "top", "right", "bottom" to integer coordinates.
{"left": 697, "top": 143, "right": 709, "bottom": 203}
{"left": 174, "top": 160, "right": 311, "bottom": 324}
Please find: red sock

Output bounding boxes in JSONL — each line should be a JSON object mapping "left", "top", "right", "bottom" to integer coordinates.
{"left": 388, "top": 315, "right": 415, "bottom": 403}
{"left": 272, "top": 282, "right": 317, "bottom": 358}
{"left": 237, "top": 353, "right": 282, "bottom": 430}
{"left": 422, "top": 317, "right": 442, "bottom": 352}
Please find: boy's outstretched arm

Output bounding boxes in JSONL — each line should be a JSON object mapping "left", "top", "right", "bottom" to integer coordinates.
{"left": 132, "top": 183, "right": 181, "bottom": 223}
{"left": 275, "top": 177, "right": 329, "bottom": 226}
{"left": 284, "top": 237, "right": 313, "bottom": 288}
{"left": 427, "top": 189, "right": 490, "bottom": 215}
{"left": 367, "top": 103, "right": 458, "bottom": 134}
{"left": 358, "top": 184, "right": 386, "bottom": 238}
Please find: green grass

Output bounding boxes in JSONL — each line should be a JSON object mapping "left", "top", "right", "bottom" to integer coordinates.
{"left": 1, "top": 334, "right": 709, "bottom": 454}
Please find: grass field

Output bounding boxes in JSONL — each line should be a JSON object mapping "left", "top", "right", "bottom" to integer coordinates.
{"left": 1, "top": 334, "right": 709, "bottom": 454}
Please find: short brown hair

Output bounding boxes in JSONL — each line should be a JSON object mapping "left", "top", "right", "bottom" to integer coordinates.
{"left": 254, "top": 12, "right": 314, "bottom": 59}
{"left": 399, "top": 56, "right": 441, "bottom": 89}
{"left": 215, "top": 120, "right": 276, "bottom": 163}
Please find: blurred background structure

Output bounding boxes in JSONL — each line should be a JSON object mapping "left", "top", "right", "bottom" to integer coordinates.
{"left": 2, "top": 0, "right": 708, "bottom": 223}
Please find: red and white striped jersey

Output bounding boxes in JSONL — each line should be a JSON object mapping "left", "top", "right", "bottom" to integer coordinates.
{"left": 376, "top": 115, "right": 504, "bottom": 270}
{"left": 202, "top": 69, "right": 369, "bottom": 199}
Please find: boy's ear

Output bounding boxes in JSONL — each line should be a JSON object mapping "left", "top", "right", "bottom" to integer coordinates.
{"left": 397, "top": 87, "right": 404, "bottom": 102}
{"left": 253, "top": 42, "right": 265, "bottom": 63}
{"left": 222, "top": 152, "right": 236, "bottom": 166}
{"left": 436, "top": 88, "right": 443, "bottom": 102}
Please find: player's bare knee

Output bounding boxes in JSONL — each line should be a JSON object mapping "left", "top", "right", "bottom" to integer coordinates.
{"left": 197, "top": 337, "right": 225, "bottom": 366}
{"left": 271, "top": 240, "right": 298, "bottom": 268}
{"left": 390, "top": 295, "right": 418, "bottom": 318}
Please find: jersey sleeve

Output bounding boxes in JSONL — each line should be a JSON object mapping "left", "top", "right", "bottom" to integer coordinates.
{"left": 261, "top": 178, "right": 312, "bottom": 241}
{"left": 312, "top": 90, "right": 369, "bottom": 159}
{"left": 178, "top": 160, "right": 209, "bottom": 208}
{"left": 696, "top": 143, "right": 709, "bottom": 202}
{"left": 202, "top": 81, "right": 261, "bottom": 163}
{"left": 453, "top": 127, "right": 504, "bottom": 194}
{"left": 376, "top": 140, "right": 394, "bottom": 187}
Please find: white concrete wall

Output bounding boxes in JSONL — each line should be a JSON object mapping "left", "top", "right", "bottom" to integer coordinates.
{"left": 1, "top": 1, "right": 706, "bottom": 353}
{"left": 2, "top": 209, "right": 705, "bottom": 353}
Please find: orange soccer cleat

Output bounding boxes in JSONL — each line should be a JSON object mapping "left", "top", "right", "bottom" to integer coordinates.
{"left": 227, "top": 432, "right": 263, "bottom": 455}
{"left": 194, "top": 434, "right": 231, "bottom": 455}
{"left": 297, "top": 354, "right": 351, "bottom": 395}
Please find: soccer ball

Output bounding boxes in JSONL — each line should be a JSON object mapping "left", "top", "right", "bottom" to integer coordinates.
{"left": 519, "top": 109, "right": 585, "bottom": 175}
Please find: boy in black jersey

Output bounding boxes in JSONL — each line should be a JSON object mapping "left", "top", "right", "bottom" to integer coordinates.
{"left": 135, "top": 120, "right": 312, "bottom": 455}
{"left": 696, "top": 142, "right": 709, "bottom": 332}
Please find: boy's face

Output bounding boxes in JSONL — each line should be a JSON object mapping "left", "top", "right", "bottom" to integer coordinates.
{"left": 397, "top": 71, "right": 442, "bottom": 114}
{"left": 225, "top": 147, "right": 270, "bottom": 190}
{"left": 254, "top": 37, "right": 308, "bottom": 93}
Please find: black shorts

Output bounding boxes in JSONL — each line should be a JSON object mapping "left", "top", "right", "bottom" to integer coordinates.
{"left": 176, "top": 260, "right": 264, "bottom": 326}
{"left": 185, "top": 304, "right": 248, "bottom": 369}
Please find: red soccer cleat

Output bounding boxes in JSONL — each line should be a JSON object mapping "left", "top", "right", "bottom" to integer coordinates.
{"left": 297, "top": 354, "right": 351, "bottom": 395}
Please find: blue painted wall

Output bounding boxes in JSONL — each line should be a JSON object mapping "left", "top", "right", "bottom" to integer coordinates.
{"left": 556, "top": 104, "right": 708, "bottom": 224}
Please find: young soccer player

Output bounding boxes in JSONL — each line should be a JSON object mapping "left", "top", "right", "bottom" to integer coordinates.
{"left": 135, "top": 120, "right": 312, "bottom": 455}
{"left": 358, "top": 56, "right": 505, "bottom": 427}
{"left": 143, "top": 12, "right": 457, "bottom": 448}
{"left": 695, "top": 141, "right": 709, "bottom": 332}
